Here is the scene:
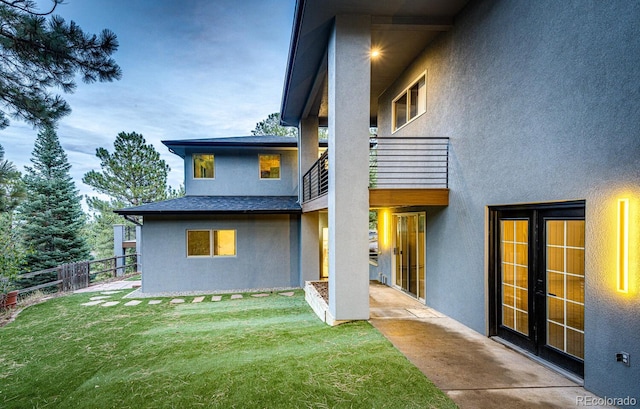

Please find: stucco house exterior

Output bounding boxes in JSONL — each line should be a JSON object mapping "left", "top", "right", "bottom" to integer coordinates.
{"left": 279, "top": 0, "right": 639, "bottom": 404}
{"left": 116, "top": 136, "right": 324, "bottom": 293}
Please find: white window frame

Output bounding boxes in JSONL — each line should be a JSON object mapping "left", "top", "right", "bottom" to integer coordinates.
{"left": 258, "top": 154, "right": 281, "bottom": 180}
{"left": 392, "top": 71, "right": 427, "bottom": 133}
{"left": 192, "top": 153, "right": 215, "bottom": 180}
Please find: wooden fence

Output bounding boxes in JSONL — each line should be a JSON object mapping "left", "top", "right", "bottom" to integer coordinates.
{"left": 15, "top": 254, "right": 140, "bottom": 295}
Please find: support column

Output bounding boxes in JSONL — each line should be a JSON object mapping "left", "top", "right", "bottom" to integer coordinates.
{"left": 135, "top": 225, "right": 142, "bottom": 273}
{"left": 327, "top": 14, "right": 371, "bottom": 322}
{"left": 298, "top": 116, "right": 320, "bottom": 285}
{"left": 113, "top": 225, "right": 125, "bottom": 277}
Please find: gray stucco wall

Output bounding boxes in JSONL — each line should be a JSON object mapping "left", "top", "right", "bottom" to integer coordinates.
{"left": 141, "top": 214, "right": 300, "bottom": 293}
{"left": 376, "top": 0, "right": 639, "bottom": 400}
{"left": 184, "top": 148, "right": 298, "bottom": 196}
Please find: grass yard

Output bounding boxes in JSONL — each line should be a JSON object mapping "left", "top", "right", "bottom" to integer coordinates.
{"left": 0, "top": 290, "right": 457, "bottom": 409}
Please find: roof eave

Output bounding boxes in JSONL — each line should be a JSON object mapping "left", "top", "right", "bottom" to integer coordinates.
{"left": 280, "top": 0, "right": 307, "bottom": 127}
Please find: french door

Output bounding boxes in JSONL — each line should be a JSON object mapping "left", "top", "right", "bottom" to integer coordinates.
{"left": 393, "top": 213, "right": 426, "bottom": 300}
{"left": 490, "top": 202, "right": 585, "bottom": 377}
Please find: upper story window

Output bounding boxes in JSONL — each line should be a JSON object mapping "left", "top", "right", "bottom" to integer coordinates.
{"left": 392, "top": 72, "right": 426, "bottom": 133}
{"left": 259, "top": 154, "right": 280, "bottom": 179}
{"left": 193, "top": 154, "right": 214, "bottom": 179}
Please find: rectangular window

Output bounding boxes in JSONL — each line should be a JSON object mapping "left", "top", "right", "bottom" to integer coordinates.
{"left": 214, "top": 230, "right": 236, "bottom": 256}
{"left": 392, "top": 73, "right": 426, "bottom": 132}
{"left": 186, "top": 229, "right": 236, "bottom": 257}
{"left": 193, "top": 154, "right": 214, "bottom": 179}
{"left": 259, "top": 154, "right": 280, "bottom": 179}
{"left": 187, "top": 230, "right": 211, "bottom": 256}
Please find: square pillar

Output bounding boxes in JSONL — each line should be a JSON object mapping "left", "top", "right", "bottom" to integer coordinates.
{"left": 298, "top": 116, "right": 320, "bottom": 284}
{"left": 327, "top": 14, "right": 371, "bottom": 322}
{"left": 113, "top": 224, "right": 125, "bottom": 276}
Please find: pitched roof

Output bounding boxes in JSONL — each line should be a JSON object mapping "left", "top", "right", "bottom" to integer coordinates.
{"left": 114, "top": 196, "right": 301, "bottom": 216}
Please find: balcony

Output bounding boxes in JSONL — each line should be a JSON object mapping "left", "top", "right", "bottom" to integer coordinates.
{"left": 301, "top": 137, "right": 449, "bottom": 212}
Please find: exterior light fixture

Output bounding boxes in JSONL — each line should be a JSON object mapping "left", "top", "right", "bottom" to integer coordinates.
{"left": 617, "top": 198, "right": 629, "bottom": 293}
{"left": 371, "top": 49, "right": 380, "bottom": 58}
{"left": 382, "top": 210, "right": 389, "bottom": 247}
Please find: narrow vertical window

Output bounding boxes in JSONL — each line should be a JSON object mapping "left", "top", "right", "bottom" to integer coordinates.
{"left": 392, "top": 73, "right": 426, "bottom": 132}
{"left": 193, "top": 154, "right": 214, "bottom": 179}
{"left": 259, "top": 154, "right": 280, "bottom": 179}
{"left": 187, "top": 230, "right": 211, "bottom": 256}
{"left": 214, "top": 230, "right": 236, "bottom": 256}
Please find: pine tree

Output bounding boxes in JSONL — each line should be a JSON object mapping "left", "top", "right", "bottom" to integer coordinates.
{"left": 0, "top": 1, "right": 121, "bottom": 130}
{"left": 251, "top": 113, "right": 298, "bottom": 137}
{"left": 83, "top": 132, "right": 171, "bottom": 207}
{"left": 83, "top": 131, "right": 177, "bottom": 258}
{"left": 20, "top": 127, "right": 90, "bottom": 275}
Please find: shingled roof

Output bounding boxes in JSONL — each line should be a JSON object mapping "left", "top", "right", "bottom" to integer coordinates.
{"left": 115, "top": 196, "right": 301, "bottom": 216}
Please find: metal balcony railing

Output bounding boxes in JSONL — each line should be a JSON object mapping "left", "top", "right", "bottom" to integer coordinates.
{"left": 369, "top": 137, "right": 449, "bottom": 188}
{"left": 302, "top": 149, "right": 329, "bottom": 202}
{"left": 301, "top": 136, "right": 449, "bottom": 203}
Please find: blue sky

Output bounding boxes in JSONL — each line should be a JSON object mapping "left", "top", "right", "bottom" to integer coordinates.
{"left": 1, "top": 0, "right": 296, "bottom": 201}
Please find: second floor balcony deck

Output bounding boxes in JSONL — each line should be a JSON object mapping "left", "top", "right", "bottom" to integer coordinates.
{"left": 302, "top": 136, "right": 449, "bottom": 211}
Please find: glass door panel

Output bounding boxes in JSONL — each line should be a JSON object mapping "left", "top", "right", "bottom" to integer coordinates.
{"left": 393, "top": 213, "right": 426, "bottom": 300}
{"left": 418, "top": 214, "right": 426, "bottom": 300}
{"left": 407, "top": 215, "right": 417, "bottom": 297}
{"left": 546, "top": 220, "right": 585, "bottom": 360}
{"left": 500, "top": 219, "right": 529, "bottom": 335}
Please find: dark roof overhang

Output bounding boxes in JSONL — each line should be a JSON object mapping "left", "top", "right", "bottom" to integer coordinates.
{"left": 115, "top": 196, "right": 302, "bottom": 216}
{"left": 162, "top": 135, "right": 327, "bottom": 158}
{"left": 280, "top": 0, "right": 470, "bottom": 128}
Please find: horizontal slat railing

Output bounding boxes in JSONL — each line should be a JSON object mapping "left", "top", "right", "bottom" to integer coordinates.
{"left": 301, "top": 136, "right": 449, "bottom": 204}
{"left": 302, "top": 149, "right": 329, "bottom": 202}
{"left": 369, "top": 137, "right": 449, "bottom": 188}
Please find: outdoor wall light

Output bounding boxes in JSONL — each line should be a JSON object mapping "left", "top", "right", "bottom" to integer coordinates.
{"left": 382, "top": 210, "right": 390, "bottom": 247}
{"left": 370, "top": 48, "right": 380, "bottom": 59}
{"left": 617, "top": 198, "right": 629, "bottom": 293}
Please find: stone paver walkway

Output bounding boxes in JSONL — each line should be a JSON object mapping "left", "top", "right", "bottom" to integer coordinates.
{"left": 78, "top": 281, "right": 298, "bottom": 310}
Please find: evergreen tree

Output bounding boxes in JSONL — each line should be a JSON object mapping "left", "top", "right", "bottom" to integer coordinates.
{"left": 251, "top": 113, "right": 298, "bottom": 137}
{"left": 0, "top": 144, "right": 27, "bottom": 292}
{"left": 0, "top": 0, "right": 121, "bottom": 130}
{"left": 83, "top": 132, "right": 171, "bottom": 207}
{"left": 20, "top": 127, "right": 90, "bottom": 274}
{"left": 0, "top": 144, "right": 26, "bottom": 213}
{"left": 83, "top": 131, "right": 178, "bottom": 258}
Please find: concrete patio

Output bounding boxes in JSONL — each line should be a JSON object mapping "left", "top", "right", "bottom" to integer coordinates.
{"left": 368, "top": 282, "right": 613, "bottom": 409}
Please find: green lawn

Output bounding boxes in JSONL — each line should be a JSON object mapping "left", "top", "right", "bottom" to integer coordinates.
{"left": 0, "top": 290, "right": 457, "bottom": 409}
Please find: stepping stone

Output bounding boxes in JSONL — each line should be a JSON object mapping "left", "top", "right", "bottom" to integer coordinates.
{"left": 230, "top": 294, "right": 243, "bottom": 300}
{"left": 251, "top": 293, "right": 269, "bottom": 298}
{"left": 148, "top": 300, "right": 162, "bottom": 305}
{"left": 82, "top": 300, "right": 106, "bottom": 306}
{"left": 101, "top": 301, "right": 120, "bottom": 307}
{"left": 124, "top": 300, "right": 142, "bottom": 306}
{"left": 170, "top": 298, "right": 185, "bottom": 304}
{"left": 192, "top": 296, "right": 205, "bottom": 303}
{"left": 90, "top": 296, "right": 111, "bottom": 301}
{"left": 211, "top": 295, "right": 222, "bottom": 302}
{"left": 279, "top": 291, "right": 295, "bottom": 297}
{"left": 101, "top": 291, "right": 122, "bottom": 295}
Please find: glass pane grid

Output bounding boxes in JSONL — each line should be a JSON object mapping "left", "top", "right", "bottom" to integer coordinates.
{"left": 546, "top": 220, "right": 585, "bottom": 360}
{"left": 501, "top": 220, "right": 529, "bottom": 335}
